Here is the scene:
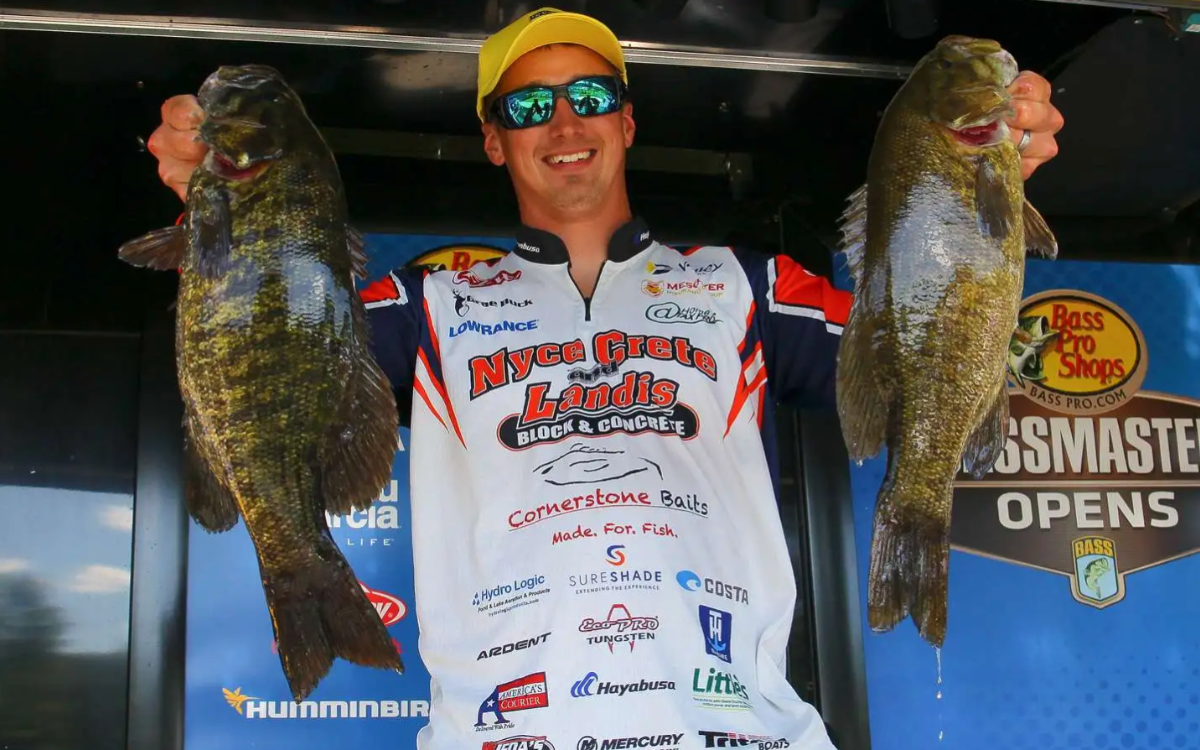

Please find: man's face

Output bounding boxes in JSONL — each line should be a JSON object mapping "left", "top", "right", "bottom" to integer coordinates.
{"left": 482, "top": 44, "right": 635, "bottom": 218}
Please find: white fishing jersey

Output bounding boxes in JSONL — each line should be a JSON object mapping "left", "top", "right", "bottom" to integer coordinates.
{"left": 360, "top": 217, "right": 851, "bottom": 750}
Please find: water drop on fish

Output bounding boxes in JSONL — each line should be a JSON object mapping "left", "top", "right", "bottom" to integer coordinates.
{"left": 854, "top": 459, "right": 864, "bottom": 467}
{"left": 938, "top": 731, "right": 945, "bottom": 741}
{"left": 936, "top": 690, "right": 943, "bottom": 700}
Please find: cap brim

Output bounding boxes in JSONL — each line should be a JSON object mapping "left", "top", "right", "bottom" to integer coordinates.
{"left": 477, "top": 13, "right": 627, "bottom": 121}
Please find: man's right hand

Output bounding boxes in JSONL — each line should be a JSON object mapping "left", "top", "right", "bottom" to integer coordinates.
{"left": 146, "top": 95, "right": 208, "bottom": 202}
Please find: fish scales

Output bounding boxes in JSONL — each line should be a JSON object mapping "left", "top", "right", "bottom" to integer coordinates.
{"left": 836, "top": 36, "right": 1057, "bottom": 648}
{"left": 118, "top": 64, "right": 403, "bottom": 700}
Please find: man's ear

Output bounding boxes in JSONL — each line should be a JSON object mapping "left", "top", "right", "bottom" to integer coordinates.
{"left": 621, "top": 102, "right": 636, "bottom": 148}
{"left": 482, "top": 121, "right": 506, "bottom": 166}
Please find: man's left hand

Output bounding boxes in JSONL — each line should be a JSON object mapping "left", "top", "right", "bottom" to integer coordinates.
{"left": 1007, "top": 70, "right": 1065, "bottom": 181}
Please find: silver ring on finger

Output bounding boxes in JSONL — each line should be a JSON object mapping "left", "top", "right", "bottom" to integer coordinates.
{"left": 1017, "top": 129, "right": 1032, "bottom": 153}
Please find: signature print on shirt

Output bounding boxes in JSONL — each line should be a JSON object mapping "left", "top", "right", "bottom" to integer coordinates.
{"left": 532, "top": 443, "right": 663, "bottom": 486}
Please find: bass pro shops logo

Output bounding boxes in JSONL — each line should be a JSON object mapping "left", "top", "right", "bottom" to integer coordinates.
{"left": 951, "top": 289, "right": 1200, "bottom": 610}
{"left": 468, "top": 332, "right": 715, "bottom": 450}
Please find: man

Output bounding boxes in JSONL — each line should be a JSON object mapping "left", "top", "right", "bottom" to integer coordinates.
{"left": 148, "top": 8, "right": 1063, "bottom": 749}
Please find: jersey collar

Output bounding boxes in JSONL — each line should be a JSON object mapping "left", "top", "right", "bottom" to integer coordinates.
{"left": 511, "top": 217, "right": 653, "bottom": 265}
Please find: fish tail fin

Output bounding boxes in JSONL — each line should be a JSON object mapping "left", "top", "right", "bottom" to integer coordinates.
{"left": 867, "top": 473, "right": 950, "bottom": 649}
{"left": 264, "top": 541, "right": 403, "bottom": 702}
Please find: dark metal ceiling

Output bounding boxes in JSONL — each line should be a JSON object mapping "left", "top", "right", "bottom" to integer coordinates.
{"left": 0, "top": 0, "right": 1197, "bottom": 334}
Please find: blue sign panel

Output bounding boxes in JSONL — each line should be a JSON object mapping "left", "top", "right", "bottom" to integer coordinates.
{"left": 183, "top": 234, "right": 513, "bottom": 750}
{"left": 841, "top": 259, "right": 1200, "bottom": 750}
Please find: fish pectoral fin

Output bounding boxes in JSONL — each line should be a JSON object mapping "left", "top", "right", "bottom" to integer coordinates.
{"left": 974, "top": 159, "right": 1017, "bottom": 241}
{"left": 347, "top": 224, "right": 369, "bottom": 281}
{"left": 835, "top": 314, "right": 889, "bottom": 461}
{"left": 183, "top": 415, "right": 240, "bottom": 532}
{"left": 319, "top": 342, "right": 401, "bottom": 516}
{"left": 195, "top": 188, "right": 233, "bottom": 279}
{"left": 117, "top": 225, "right": 186, "bottom": 270}
{"left": 837, "top": 183, "right": 868, "bottom": 285}
{"left": 1022, "top": 198, "right": 1059, "bottom": 259}
{"left": 962, "top": 383, "right": 1010, "bottom": 480}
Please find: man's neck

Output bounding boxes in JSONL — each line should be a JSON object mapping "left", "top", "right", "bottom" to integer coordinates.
{"left": 518, "top": 195, "right": 633, "bottom": 297}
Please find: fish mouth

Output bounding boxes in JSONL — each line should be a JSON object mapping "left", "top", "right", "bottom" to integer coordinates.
{"left": 951, "top": 121, "right": 1006, "bottom": 147}
{"left": 207, "top": 150, "right": 275, "bottom": 181}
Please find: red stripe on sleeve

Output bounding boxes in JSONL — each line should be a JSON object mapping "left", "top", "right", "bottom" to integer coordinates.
{"left": 773, "top": 256, "right": 851, "bottom": 327}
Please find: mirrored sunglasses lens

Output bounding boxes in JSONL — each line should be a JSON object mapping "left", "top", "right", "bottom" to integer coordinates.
{"left": 567, "top": 79, "right": 619, "bottom": 116}
{"left": 504, "top": 89, "right": 554, "bottom": 127}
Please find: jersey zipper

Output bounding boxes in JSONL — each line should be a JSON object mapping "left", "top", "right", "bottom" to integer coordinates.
{"left": 569, "top": 261, "right": 606, "bottom": 322}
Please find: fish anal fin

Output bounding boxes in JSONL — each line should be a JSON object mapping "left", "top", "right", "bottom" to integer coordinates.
{"left": 962, "top": 384, "right": 1010, "bottom": 480}
{"left": 1023, "top": 198, "right": 1058, "bottom": 259}
{"left": 118, "top": 225, "right": 186, "bottom": 270}
{"left": 194, "top": 188, "right": 233, "bottom": 279}
{"left": 975, "top": 160, "right": 1016, "bottom": 241}
{"left": 835, "top": 312, "right": 889, "bottom": 461}
{"left": 319, "top": 340, "right": 400, "bottom": 517}
{"left": 838, "top": 184, "right": 868, "bottom": 285}
{"left": 183, "top": 413, "right": 240, "bottom": 532}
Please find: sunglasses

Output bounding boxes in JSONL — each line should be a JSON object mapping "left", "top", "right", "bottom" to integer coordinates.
{"left": 488, "top": 75, "right": 628, "bottom": 130}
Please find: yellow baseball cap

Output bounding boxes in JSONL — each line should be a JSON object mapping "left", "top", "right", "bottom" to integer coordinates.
{"left": 476, "top": 7, "right": 628, "bottom": 122}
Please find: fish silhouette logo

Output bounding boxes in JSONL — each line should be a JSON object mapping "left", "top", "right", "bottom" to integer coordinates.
{"left": 1070, "top": 536, "right": 1126, "bottom": 609}
{"left": 605, "top": 545, "right": 627, "bottom": 566}
{"left": 223, "top": 687, "right": 255, "bottom": 715}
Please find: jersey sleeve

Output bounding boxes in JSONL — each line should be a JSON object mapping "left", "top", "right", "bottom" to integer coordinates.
{"left": 359, "top": 266, "right": 426, "bottom": 426}
{"left": 732, "top": 248, "right": 851, "bottom": 411}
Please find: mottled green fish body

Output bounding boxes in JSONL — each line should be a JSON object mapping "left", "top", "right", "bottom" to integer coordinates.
{"left": 118, "top": 65, "right": 402, "bottom": 701}
{"left": 835, "top": 37, "right": 1058, "bottom": 648}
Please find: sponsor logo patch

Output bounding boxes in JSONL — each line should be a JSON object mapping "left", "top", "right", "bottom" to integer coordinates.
{"left": 676, "top": 570, "right": 749, "bottom": 605}
{"left": 579, "top": 604, "right": 658, "bottom": 652}
{"left": 475, "top": 672, "right": 549, "bottom": 732}
{"left": 698, "top": 731, "right": 789, "bottom": 749}
{"left": 477, "top": 632, "right": 550, "bottom": 661}
{"left": 699, "top": 605, "right": 732, "bottom": 663}
{"left": 645, "top": 302, "right": 720, "bottom": 325}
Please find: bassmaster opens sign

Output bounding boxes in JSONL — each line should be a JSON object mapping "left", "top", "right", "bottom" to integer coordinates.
{"left": 950, "top": 289, "right": 1200, "bottom": 609}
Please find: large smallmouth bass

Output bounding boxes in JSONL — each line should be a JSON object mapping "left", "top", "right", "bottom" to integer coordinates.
{"left": 836, "top": 36, "right": 1058, "bottom": 647}
{"left": 118, "top": 65, "right": 403, "bottom": 699}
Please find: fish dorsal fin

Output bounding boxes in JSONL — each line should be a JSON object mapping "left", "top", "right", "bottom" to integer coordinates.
{"left": 1022, "top": 198, "right": 1058, "bottom": 259}
{"left": 838, "top": 183, "right": 868, "bottom": 285}
{"left": 347, "top": 224, "right": 369, "bottom": 281}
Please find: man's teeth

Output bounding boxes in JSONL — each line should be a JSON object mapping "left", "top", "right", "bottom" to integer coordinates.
{"left": 549, "top": 151, "right": 592, "bottom": 164}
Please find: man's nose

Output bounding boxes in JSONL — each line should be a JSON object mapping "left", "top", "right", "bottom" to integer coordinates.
{"left": 547, "top": 96, "right": 584, "bottom": 136}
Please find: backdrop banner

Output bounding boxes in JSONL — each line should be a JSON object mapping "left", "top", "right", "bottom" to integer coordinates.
{"left": 838, "top": 258, "right": 1200, "bottom": 750}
